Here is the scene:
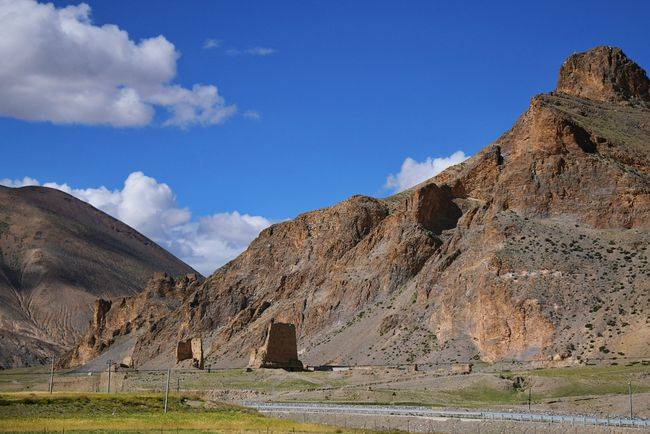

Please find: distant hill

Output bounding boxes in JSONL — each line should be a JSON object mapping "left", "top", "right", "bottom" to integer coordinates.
{"left": 68, "top": 46, "right": 649, "bottom": 370}
{"left": 0, "top": 186, "right": 198, "bottom": 368}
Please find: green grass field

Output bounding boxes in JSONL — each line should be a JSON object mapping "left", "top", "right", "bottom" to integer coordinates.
{"left": 501, "top": 363, "right": 650, "bottom": 400}
{"left": 516, "top": 363, "right": 647, "bottom": 380}
{"left": 279, "top": 363, "right": 649, "bottom": 408}
{"left": 0, "top": 363, "right": 647, "bottom": 419}
{"left": 0, "top": 392, "right": 373, "bottom": 433}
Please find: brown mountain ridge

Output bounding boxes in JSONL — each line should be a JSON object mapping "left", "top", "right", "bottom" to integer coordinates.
{"left": 66, "top": 46, "right": 649, "bottom": 369}
{"left": 0, "top": 186, "right": 199, "bottom": 368}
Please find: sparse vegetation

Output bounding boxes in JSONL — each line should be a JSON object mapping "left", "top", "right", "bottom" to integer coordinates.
{"left": 0, "top": 392, "right": 368, "bottom": 433}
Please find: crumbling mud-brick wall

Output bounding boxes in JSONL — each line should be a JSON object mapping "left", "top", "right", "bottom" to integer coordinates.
{"left": 190, "top": 338, "right": 203, "bottom": 369}
{"left": 451, "top": 362, "right": 472, "bottom": 375}
{"left": 249, "top": 322, "right": 303, "bottom": 370}
{"left": 176, "top": 338, "right": 203, "bottom": 369}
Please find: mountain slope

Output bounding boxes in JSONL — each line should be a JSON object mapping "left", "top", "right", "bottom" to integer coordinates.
{"left": 68, "top": 46, "right": 649, "bottom": 369}
{"left": 0, "top": 186, "right": 198, "bottom": 368}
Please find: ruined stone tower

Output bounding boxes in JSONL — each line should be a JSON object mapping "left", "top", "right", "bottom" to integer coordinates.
{"left": 248, "top": 322, "right": 303, "bottom": 370}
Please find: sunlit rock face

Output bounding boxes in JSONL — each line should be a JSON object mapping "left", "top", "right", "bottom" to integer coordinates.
{"left": 68, "top": 46, "right": 650, "bottom": 370}
{"left": 557, "top": 46, "right": 649, "bottom": 106}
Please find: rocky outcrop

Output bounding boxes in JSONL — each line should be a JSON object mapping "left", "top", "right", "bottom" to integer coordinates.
{"left": 61, "top": 272, "right": 202, "bottom": 368}
{"left": 557, "top": 46, "right": 649, "bottom": 105}
{"left": 403, "top": 184, "right": 461, "bottom": 234}
{"left": 468, "top": 289, "right": 555, "bottom": 363}
{"left": 68, "top": 46, "right": 650, "bottom": 369}
{"left": 93, "top": 300, "right": 112, "bottom": 330}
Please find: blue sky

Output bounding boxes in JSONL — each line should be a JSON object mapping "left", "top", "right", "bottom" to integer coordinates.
{"left": 1, "top": 0, "right": 648, "bottom": 274}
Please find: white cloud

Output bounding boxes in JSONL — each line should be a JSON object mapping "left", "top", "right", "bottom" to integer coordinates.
{"left": 0, "top": 0, "right": 235, "bottom": 128}
{"left": 384, "top": 151, "right": 468, "bottom": 193}
{"left": 149, "top": 84, "right": 237, "bottom": 127}
{"left": 0, "top": 176, "right": 40, "bottom": 187}
{"left": 169, "top": 212, "right": 271, "bottom": 275}
{"left": 245, "top": 47, "right": 276, "bottom": 56}
{"left": 0, "top": 172, "right": 271, "bottom": 275}
{"left": 225, "top": 47, "right": 276, "bottom": 56}
{"left": 202, "top": 38, "right": 221, "bottom": 49}
{"left": 243, "top": 110, "right": 261, "bottom": 120}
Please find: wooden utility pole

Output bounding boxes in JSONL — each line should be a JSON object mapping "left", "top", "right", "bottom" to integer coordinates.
{"left": 164, "top": 369, "right": 171, "bottom": 413}
{"left": 48, "top": 358, "right": 54, "bottom": 394}
{"left": 628, "top": 380, "right": 633, "bottom": 419}
{"left": 106, "top": 360, "right": 113, "bottom": 394}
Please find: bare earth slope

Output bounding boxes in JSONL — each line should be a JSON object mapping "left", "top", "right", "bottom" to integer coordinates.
{"left": 0, "top": 186, "right": 198, "bottom": 368}
{"left": 68, "top": 46, "right": 650, "bottom": 370}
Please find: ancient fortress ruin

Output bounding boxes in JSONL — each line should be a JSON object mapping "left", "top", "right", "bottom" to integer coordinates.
{"left": 176, "top": 338, "right": 204, "bottom": 369}
{"left": 249, "top": 322, "right": 303, "bottom": 370}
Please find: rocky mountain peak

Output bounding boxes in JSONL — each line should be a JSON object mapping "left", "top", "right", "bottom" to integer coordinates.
{"left": 556, "top": 46, "right": 650, "bottom": 105}
{"left": 61, "top": 46, "right": 650, "bottom": 371}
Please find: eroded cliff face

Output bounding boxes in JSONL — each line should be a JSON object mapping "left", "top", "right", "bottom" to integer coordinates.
{"left": 62, "top": 273, "right": 202, "bottom": 368}
{"left": 68, "top": 46, "right": 650, "bottom": 369}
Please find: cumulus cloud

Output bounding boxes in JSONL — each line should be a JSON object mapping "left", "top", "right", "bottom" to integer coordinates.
{"left": 169, "top": 212, "right": 271, "bottom": 275}
{"left": 384, "top": 151, "right": 468, "bottom": 193}
{"left": 0, "top": 0, "right": 235, "bottom": 128}
{"left": 0, "top": 172, "right": 271, "bottom": 275}
{"left": 0, "top": 176, "right": 41, "bottom": 187}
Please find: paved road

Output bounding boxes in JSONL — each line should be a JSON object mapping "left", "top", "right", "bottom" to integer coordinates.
{"left": 245, "top": 402, "right": 650, "bottom": 429}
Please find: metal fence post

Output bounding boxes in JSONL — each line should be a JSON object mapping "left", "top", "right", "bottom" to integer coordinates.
{"left": 48, "top": 358, "right": 54, "bottom": 394}
{"left": 164, "top": 369, "right": 171, "bottom": 414}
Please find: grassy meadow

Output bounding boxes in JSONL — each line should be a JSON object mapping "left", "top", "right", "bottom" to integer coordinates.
{"left": 0, "top": 392, "right": 371, "bottom": 433}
